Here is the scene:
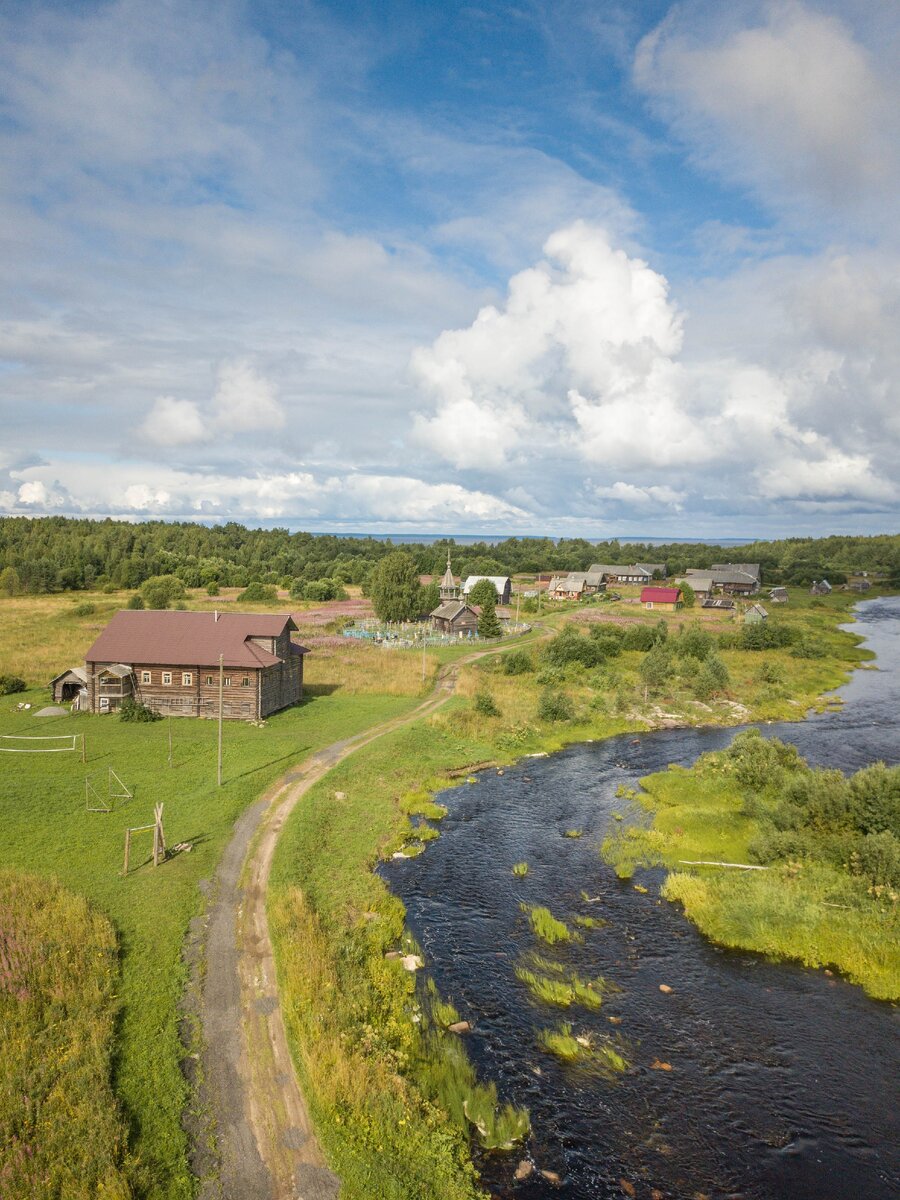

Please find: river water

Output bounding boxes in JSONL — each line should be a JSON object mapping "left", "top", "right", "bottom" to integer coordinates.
{"left": 385, "top": 597, "right": 900, "bottom": 1199}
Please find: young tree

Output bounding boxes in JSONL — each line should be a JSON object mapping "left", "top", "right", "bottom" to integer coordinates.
{"left": 639, "top": 644, "right": 671, "bottom": 697}
{"left": 369, "top": 551, "right": 421, "bottom": 621}
{"left": 418, "top": 580, "right": 441, "bottom": 615}
{"left": 680, "top": 582, "right": 696, "bottom": 608}
{"left": 141, "top": 574, "right": 187, "bottom": 609}
{"left": 468, "top": 577, "right": 500, "bottom": 607}
{"left": 0, "top": 566, "right": 22, "bottom": 596}
{"left": 477, "top": 592, "right": 503, "bottom": 638}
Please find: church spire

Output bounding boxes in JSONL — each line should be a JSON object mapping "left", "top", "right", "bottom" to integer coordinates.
{"left": 440, "top": 550, "right": 458, "bottom": 600}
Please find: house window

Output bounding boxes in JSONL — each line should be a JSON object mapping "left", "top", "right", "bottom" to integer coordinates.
{"left": 162, "top": 672, "right": 172, "bottom": 685}
{"left": 182, "top": 672, "right": 193, "bottom": 686}
{"left": 241, "top": 676, "right": 250, "bottom": 687}
{"left": 141, "top": 671, "right": 151, "bottom": 684}
{"left": 646, "top": 602, "right": 653, "bottom": 609}
{"left": 224, "top": 676, "right": 231, "bottom": 687}
{"left": 99, "top": 697, "right": 109, "bottom": 711}
{"left": 206, "top": 676, "right": 213, "bottom": 686}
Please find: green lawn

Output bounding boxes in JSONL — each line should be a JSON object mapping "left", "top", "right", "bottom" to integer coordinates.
{"left": 0, "top": 688, "right": 417, "bottom": 1199}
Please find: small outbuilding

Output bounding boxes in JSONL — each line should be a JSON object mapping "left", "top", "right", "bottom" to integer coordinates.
{"left": 640, "top": 587, "right": 682, "bottom": 611}
{"left": 430, "top": 601, "right": 480, "bottom": 636}
{"left": 768, "top": 587, "right": 789, "bottom": 603}
{"left": 744, "top": 604, "right": 769, "bottom": 624}
{"left": 50, "top": 665, "right": 89, "bottom": 707}
{"left": 810, "top": 579, "right": 832, "bottom": 595}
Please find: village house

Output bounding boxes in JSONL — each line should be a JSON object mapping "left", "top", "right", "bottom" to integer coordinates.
{"left": 589, "top": 563, "right": 666, "bottom": 585}
{"left": 56, "top": 610, "right": 308, "bottom": 719}
{"left": 810, "top": 579, "right": 832, "bottom": 595}
{"left": 430, "top": 600, "right": 480, "bottom": 636}
{"left": 768, "top": 587, "right": 789, "bottom": 603}
{"left": 461, "top": 575, "right": 511, "bottom": 604}
{"left": 640, "top": 586, "right": 683, "bottom": 611}
{"left": 684, "top": 565, "right": 760, "bottom": 596}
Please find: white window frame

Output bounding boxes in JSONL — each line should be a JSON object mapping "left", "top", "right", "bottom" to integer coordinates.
{"left": 141, "top": 670, "right": 151, "bottom": 684}
{"left": 206, "top": 675, "right": 213, "bottom": 686}
{"left": 162, "top": 671, "right": 172, "bottom": 685}
{"left": 99, "top": 696, "right": 109, "bottom": 711}
{"left": 241, "top": 676, "right": 250, "bottom": 687}
{"left": 182, "top": 672, "right": 193, "bottom": 686}
{"left": 223, "top": 676, "right": 231, "bottom": 687}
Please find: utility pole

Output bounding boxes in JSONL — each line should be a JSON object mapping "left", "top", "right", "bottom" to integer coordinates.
{"left": 167, "top": 717, "right": 173, "bottom": 768}
{"left": 515, "top": 592, "right": 520, "bottom": 627}
{"left": 422, "top": 629, "right": 427, "bottom": 683}
{"left": 217, "top": 652, "right": 224, "bottom": 787}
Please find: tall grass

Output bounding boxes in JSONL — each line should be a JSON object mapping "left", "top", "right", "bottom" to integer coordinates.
{"left": 0, "top": 870, "right": 131, "bottom": 1199}
{"left": 521, "top": 904, "right": 578, "bottom": 945}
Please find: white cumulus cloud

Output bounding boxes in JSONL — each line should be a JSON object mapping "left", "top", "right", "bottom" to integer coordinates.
{"left": 139, "top": 396, "right": 208, "bottom": 446}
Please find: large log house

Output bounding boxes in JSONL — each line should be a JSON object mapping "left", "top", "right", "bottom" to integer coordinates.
{"left": 58, "top": 610, "right": 308, "bottom": 719}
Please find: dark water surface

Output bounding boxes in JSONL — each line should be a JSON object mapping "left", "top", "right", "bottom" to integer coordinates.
{"left": 385, "top": 597, "right": 900, "bottom": 1199}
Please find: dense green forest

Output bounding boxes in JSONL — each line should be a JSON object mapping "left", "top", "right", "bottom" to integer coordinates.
{"left": 0, "top": 516, "right": 898, "bottom": 595}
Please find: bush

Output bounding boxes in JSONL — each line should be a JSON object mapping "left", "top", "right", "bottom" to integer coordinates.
{"left": 693, "top": 653, "right": 730, "bottom": 700}
{"left": 119, "top": 696, "right": 162, "bottom": 723}
{"left": 206, "top": 581, "right": 220, "bottom": 596}
{"left": 141, "top": 573, "right": 187, "bottom": 610}
{"left": 71, "top": 602, "right": 96, "bottom": 617}
{"left": 741, "top": 622, "right": 796, "bottom": 650}
{"left": 853, "top": 831, "right": 900, "bottom": 889}
{"left": 537, "top": 688, "right": 574, "bottom": 722}
{"left": 544, "top": 627, "right": 602, "bottom": 668}
{"left": 473, "top": 691, "right": 500, "bottom": 717}
{"left": 502, "top": 651, "right": 533, "bottom": 675}
{"left": 622, "top": 624, "right": 656, "bottom": 651}
{"left": 0, "top": 675, "right": 27, "bottom": 695}
{"left": 126, "top": 593, "right": 144, "bottom": 609}
{"left": 237, "top": 581, "right": 279, "bottom": 603}
{"left": 679, "top": 625, "right": 714, "bottom": 660}
{"left": 791, "top": 635, "right": 827, "bottom": 659}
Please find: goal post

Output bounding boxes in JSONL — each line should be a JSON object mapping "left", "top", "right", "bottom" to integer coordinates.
{"left": 0, "top": 732, "right": 86, "bottom": 761}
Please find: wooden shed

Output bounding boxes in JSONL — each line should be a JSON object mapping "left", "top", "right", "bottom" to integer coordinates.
{"left": 430, "top": 601, "right": 480, "bottom": 636}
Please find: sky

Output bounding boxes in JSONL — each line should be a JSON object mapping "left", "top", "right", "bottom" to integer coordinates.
{"left": 1, "top": 0, "right": 898, "bottom": 538}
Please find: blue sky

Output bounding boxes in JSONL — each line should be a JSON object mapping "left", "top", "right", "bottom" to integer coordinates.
{"left": 1, "top": 0, "right": 898, "bottom": 536}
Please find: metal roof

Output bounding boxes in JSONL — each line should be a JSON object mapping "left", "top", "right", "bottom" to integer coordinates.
{"left": 85, "top": 610, "right": 305, "bottom": 669}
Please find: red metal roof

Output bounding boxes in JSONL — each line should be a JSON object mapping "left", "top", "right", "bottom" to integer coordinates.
{"left": 85, "top": 610, "right": 306, "bottom": 669}
{"left": 640, "top": 587, "right": 682, "bottom": 603}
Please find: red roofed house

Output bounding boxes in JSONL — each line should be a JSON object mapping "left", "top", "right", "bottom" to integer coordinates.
{"left": 640, "top": 587, "right": 683, "bottom": 612}
{"left": 79, "top": 610, "right": 308, "bottom": 719}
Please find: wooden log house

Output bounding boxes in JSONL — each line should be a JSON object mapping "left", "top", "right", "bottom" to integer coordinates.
{"left": 78, "top": 610, "right": 308, "bottom": 719}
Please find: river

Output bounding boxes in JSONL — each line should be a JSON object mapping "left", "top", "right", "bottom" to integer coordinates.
{"left": 385, "top": 597, "right": 900, "bottom": 1199}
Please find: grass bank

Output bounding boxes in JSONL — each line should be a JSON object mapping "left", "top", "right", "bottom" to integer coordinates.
{"left": 0, "top": 869, "right": 131, "bottom": 1199}
{"left": 602, "top": 732, "right": 900, "bottom": 999}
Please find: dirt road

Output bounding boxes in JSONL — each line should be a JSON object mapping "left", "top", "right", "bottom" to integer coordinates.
{"left": 192, "top": 646, "right": 503, "bottom": 1199}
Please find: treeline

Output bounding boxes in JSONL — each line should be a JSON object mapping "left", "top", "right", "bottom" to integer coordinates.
{"left": 0, "top": 516, "right": 899, "bottom": 595}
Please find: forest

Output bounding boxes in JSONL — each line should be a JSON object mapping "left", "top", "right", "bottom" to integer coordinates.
{"left": 1, "top": 515, "right": 899, "bottom": 595}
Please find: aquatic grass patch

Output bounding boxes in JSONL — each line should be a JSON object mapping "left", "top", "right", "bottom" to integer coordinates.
{"left": 537, "top": 1023, "right": 629, "bottom": 1074}
{"left": 511, "top": 862, "right": 529, "bottom": 877}
{"left": 0, "top": 870, "right": 131, "bottom": 1200}
{"left": 520, "top": 904, "right": 579, "bottom": 945}
{"left": 514, "top": 954, "right": 607, "bottom": 1010}
{"left": 563, "top": 828, "right": 584, "bottom": 838}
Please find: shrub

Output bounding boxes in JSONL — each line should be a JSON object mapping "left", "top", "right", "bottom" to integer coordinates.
{"left": 473, "top": 691, "right": 500, "bottom": 718}
{"left": 693, "top": 653, "right": 730, "bottom": 700}
{"left": 544, "top": 627, "right": 602, "bottom": 668}
{"left": 141, "top": 573, "right": 187, "bottom": 610}
{"left": 853, "top": 831, "right": 900, "bottom": 889}
{"left": 791, "top": 635, "right": 827, "bottom": 659}
{"left": 126, "top": 593, "right": 144, "bottom": 609}
{"left": 237, "top": 581, "right": 279, "bottom": 603}
{"left": 679, "top": 625, "right": 714, "bottom": 660}
{"left": 622, "top": 624, "right": 656, "bottom": 651}
{"left": 119, "top": 696, "right": 162, "bottom": 723}
{"left": 537, "top": 687, "right": 574, "bottom": 722}
{"left": 71, "top": 602, "right": 96, "bottom": 617}
{"left": 206, "top": 581, "right": 220, "bottom": 596}
{"left": 502, "top": 650, "right": 533, "bottom": 675}
{"left": 0, "top": 675, "right": 27, "bottom": 695}
{"left": 741, "top": 622, "right": 796, "bottom": 650}
{"left": 589, "top": 634, "right": 622, "bottom": 658}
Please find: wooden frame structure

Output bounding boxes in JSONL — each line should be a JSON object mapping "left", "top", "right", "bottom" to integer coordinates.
{"left": 122, "top": 804, "right": 166, "bottom": 875}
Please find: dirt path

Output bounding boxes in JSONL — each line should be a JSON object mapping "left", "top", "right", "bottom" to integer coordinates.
{"left": 195, "top": 632, "right": 544, "bottom": 1199}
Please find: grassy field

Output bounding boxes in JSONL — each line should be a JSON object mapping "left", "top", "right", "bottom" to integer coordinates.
{"left": 0, "top": 869, "right": 131, "bottom": 1199}
{"left": 0, "top": 682, "right": 419, "bottom": 1198}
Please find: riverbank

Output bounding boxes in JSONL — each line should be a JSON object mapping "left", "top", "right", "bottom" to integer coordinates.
{"left": 266, "top": 593, "right": 882, "bottom": 1197}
